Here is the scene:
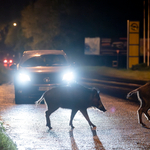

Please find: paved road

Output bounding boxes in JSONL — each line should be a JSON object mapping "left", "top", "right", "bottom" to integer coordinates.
{"left": 80, "top": 74, "right": 145, "bottom": 103}
{"left": 0, "top": 81, "right": 150, "bottom": 150}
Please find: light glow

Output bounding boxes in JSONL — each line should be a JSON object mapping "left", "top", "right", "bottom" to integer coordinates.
{"left": 9, "top": 59, "right": 13, "bottom": 63}
{"left": 13, "top": 22, "right": 17, "bottom": 26}
{"left": 62, "top": 72, "right": 74, "bottom": 81}
{"left": 34, "top": 54, "right": 41, "bottom": 57}
{"left": 3, "top": 59, "right": 7, "bottom": 63}
{"left": 18, "top": 73, "right": 31, "bottom": 82}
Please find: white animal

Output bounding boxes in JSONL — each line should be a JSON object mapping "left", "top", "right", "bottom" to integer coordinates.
{"left": 127, "top": 82, "right": 150, "bottom": 128}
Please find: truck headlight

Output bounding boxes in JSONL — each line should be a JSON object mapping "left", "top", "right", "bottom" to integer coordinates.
{"left": 62, "top": 72, "right": 74, "bottom": 81}
{"left": 18, "top": 73, "right": 31, "bottom": 82}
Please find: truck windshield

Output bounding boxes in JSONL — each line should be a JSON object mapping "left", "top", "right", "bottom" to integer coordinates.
{"left": 21, "top": 54, "right": 68, "bottom": 67}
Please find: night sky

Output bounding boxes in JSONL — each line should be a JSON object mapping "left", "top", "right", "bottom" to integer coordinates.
{"left": 0, "top": 0, "right": 144, "bottom": 37}
{"left": 0, "top": 0, "right": 31, "bottom": 23}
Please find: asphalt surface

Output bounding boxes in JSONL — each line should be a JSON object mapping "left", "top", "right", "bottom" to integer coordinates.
{"left": 79, "top": 70, "right": 147, "bottom": 85}
{"left": 79, "top": 71, "right": 147, "bottom": 104}
{"left": 0, "top": 78, "right": 150, "bottom": 149}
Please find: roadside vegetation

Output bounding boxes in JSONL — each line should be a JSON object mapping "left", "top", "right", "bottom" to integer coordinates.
{"left": 0, "top": 122, "right": 17, "bottom": 150}
{"left": 0, "top": 65, "right": 17, "bottom": 150}
{"left": 77, "top": 64, "right": 150, "bottom": 81}
{"left": 0, "top": 64, "right": 11, "bottom": 85}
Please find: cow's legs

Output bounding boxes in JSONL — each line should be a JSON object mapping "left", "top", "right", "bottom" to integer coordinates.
{"left": 143, "top": 108, "right": 150, "bottom": 121}
{"left": 137, "top": 107, "right": 146, "bottom": 127}
{"left": 69, "top": 109, "right": 78, "bottom": 128}
{"left": 137, "top": 92, "right": 147, "bottom": 127}
{"left": 80, "top": 109, "right": 96, "bottom": 128}
{"left": 45, "top": 107, "right": 58, "bottom": 129}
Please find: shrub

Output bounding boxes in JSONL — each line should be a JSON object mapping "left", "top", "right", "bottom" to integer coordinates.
{"left": 131, "top": 63, "right": 150, "bottom": 71}
{"left": 0, "top": 122, "right": 17, "bottom": 150}
{"left": 0, "top": 64, "right": 11, "bottom": 84}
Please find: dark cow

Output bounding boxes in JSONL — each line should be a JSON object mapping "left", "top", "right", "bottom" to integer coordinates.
{"left": 126, "top": 82, "right": 150, "bottom": 128}
{"left": 36, "top": 83, "right": 106, "bottom": 129}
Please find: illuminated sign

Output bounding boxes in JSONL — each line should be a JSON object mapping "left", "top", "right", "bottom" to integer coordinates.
{"left": 127, "top": 20, "right": 140, "bottom": 69}
{"left": 84, "top": 37, "right": 100, "bottom": 55}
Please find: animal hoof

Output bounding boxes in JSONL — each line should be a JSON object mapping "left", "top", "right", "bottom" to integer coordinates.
{"left": 92, "top": 126, "right": 96, "bottom": 130}
{"left": 49, "top": 127, "right": 52, "bottom": 130}
{"left": 71, "top": 125, "right": 75, "bottom": 129}
{"left": 69, "top": 123, "right": 75, "bottom": 129}
{"left": 46, "top": 124, "right": 52, "bottom": 130}
{"left": 141, "top": 123, "right": 146, "bottom": 127}
{"left": 141, "top": 124, "right": 150, "bottom": 129}
{"left": 91, "top": 124, "right": 96, "bottom": 128}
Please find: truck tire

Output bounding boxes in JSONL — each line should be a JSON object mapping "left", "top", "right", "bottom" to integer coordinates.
{"left": 15, "top": 91, "right": 23, "bottom": 104}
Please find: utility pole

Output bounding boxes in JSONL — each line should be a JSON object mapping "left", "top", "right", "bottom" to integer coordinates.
{"left": 143, "top": 0, "right": 146, "bottom": 63}
{"left": 147, "top": 0, "right": 150, "bottom": 66}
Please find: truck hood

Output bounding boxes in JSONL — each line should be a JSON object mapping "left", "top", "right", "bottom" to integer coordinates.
{"left": 18, "top": 66, "right": 71, "bottom": 73}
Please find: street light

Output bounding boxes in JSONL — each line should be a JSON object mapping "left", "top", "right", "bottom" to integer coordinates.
{"left": 13, "top": 22, "right": 17, "bottom": 26}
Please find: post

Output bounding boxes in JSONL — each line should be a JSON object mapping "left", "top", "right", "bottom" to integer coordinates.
{"left": 127, "top": 20, "right": 129, "bottom": 69}
{"left": 147, "top": 0, "right": 150, "bottom": 66}
{"left": 117, "top": 50, "right": 119, "bottom": 65}
{"left": 143, "top": 0, "right": 146, "bottom": 63}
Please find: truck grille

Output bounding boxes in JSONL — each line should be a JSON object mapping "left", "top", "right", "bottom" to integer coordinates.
{"left": 30, "top": 72, "right": 62, "bottom": 84}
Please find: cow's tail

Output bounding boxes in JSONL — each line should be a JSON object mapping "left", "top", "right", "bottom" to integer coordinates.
{"left": 126, "top": 88, "right": 138, "bottom": 99}
{"left": 35, "top": 93, "right": 45, "bottom": 106}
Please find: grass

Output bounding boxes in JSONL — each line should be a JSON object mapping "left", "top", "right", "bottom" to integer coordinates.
{"left": 0, "top": 65, "right": 17, "bottom": 150}
{"left": 77, "top": 66, "right": 150, "bottom": 81}
{"left": 0, "top": 122, "right": 17, "bottom": 150}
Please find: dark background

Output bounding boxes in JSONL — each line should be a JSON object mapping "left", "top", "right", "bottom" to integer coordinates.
{"left": 0, "top": 0, "right": 145, "bottom": 68}
{"left": 0, "top": 0, "right": 144, "bottom": 37}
